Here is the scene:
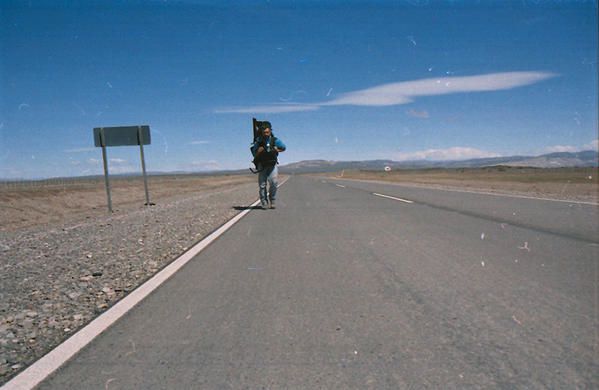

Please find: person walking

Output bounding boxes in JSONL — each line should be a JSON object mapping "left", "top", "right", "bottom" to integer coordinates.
{"left": 250, "top": 121, "right": 286, "bottom": 209}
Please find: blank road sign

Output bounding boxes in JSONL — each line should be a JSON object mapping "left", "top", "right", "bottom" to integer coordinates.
{"left": 94, "top": 126, "right": 151, "bottom": 147}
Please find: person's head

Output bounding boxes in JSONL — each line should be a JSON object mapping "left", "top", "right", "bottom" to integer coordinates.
{"left": 261, "top": 121, "right": 272, "bottom": 137}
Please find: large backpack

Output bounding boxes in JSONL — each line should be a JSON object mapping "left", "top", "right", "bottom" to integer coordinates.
{"left": 252, "top": 135, "right": 279, "bottom": 168}
{"left": 250, "top": 118, "right": 278, "bottom": 173}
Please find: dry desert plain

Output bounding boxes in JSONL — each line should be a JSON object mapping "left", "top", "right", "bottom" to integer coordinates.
{"left": 0, "top": 174, "right": 256, "bottom": 232}
{"left": 2, "top": 167, "right": 597, "bottom": 234}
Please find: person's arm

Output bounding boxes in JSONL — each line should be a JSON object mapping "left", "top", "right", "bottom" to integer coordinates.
{"left": 250, "top": 139, "right": 264, "bottom": 156}
{"left": 274, "top": 138, "right": 286, "bottom": 152}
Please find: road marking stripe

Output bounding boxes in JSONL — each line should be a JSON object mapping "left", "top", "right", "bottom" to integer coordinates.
{"left": 372, "top": 192, "right": 414, "bottom": 204}
{"left": 426, "top": 187, "right": 599, "bottom": 206}
{"left": 330, "top": 177, "right": 598, "bottom": 206}
{"left": 335, "top": 184, "right": 346, "bottom": 188}
{"left": 3, "top": 194, "right": 277, "bottom": 390}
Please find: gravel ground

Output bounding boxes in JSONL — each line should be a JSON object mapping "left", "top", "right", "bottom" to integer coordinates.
{"left": 0, "top": 181, "right": 258, "bottom": 384}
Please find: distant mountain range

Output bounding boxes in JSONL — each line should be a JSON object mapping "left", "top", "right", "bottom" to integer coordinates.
{"left": 3, "top": 151, "right": 596, "bottom": 182}
{"left": 279, "top": 150, "right": 599, "bottom": 174}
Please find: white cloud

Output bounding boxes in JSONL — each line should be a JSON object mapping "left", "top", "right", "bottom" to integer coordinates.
{"left": 110, "top": 165, "right": 137, "bottom": 174}
{"left": 64, "top": 147, "right": 96, "bottom": 153}
{"left": 583, "top": 139, "right": 598, "bottom": 151}
{"left": 545, "top": 145, "right": 578, "bottom": 153}
{"left": 322, "top": 87, "right": 413, "bottom": 106}
{"left": 216, "top": 71, "right": 556, "bottom": 113}
{"left": 85, "top": 158, "right": 134, "bottom": 174}
{"left": 190, "top": 140, "right": 210, "bottom": 145}
{"left": 324, "top": 72, "right": 557, "bottom": 107}
{"left": 394, "top": 147, "right": 501, "bottom": 161}
{"left": 545, "top": 139, "right": 598, "bottom": 153}
{"left": 406, "top": 108, "right": 429, "bottom": 119}
{"left": 214, "top": 104, "right": 319, "bottom": 114}
{"left": 85, "top": 158, "right": 135, "bottom": 173}
{"left": 190, "top": 160, "right": 221, "bottom": 170}
{"left": 109, "top": 158, "right": 127, "bottom": 164}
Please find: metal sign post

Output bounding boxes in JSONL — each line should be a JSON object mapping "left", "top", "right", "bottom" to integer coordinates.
{"left": 99, "top": 128, "right": 113, "bottom": 212}
{"left": 137, "top": 126, "right": 151, "bottom": 206}
{"left": 93, "top": 125, "right": 152, "bottom": 212}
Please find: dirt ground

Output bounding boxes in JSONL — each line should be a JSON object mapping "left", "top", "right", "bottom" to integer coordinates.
{"left": 0, "top": 174, "right": 256, "bottom": 232}
{"left": 322, "top": 167, "right": 599, "bottom": 203}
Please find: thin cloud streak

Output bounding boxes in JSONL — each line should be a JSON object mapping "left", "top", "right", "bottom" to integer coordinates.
{"left": 214, "top": 104, "right": 320, "bottom": 114}
{"left": 546, "top": 139, "right": 599, "bottom": 153}
{"left": 64, "top": 147, "right": 96, "bottom": 153}
{"left": 216, "top": 71, "right": 557, "bottom": 114}
{"left": 189, "top": 160, "right": 221, "bottom": 170}
{"left": 395, "top": 147, "right": 501, "bottom": 161}
{"left": 323, "top": 71, "right": 557, "bottom": 106}
{"left": 545, "top": 145, "right": 578, "bottom": 153}
{"left": 406, "top": 108, "right": 430, "bottom": 119}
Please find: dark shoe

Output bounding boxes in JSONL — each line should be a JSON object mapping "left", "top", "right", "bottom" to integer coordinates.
{"left": 260, "top": 202, "right": 268, "bottom": 210}
{"left": 269, "top": 201, "right": 276, "bottom": 209}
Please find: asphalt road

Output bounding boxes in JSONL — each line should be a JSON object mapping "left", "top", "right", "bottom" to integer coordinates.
{"left": 38, "top": 176, "right": 598, "bottom": 389}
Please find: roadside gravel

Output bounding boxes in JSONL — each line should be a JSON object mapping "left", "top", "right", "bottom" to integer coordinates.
{"left": 0, "top": 181, "right": 258, "bottom": 384}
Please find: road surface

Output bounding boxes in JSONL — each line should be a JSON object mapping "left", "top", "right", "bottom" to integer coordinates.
{"left": 36, "top": 176, "right": 599, "bottom": 388}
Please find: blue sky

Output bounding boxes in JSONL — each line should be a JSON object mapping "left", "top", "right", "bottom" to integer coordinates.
{"left": 1, "top": 0, "right": 597, "bottom": 179}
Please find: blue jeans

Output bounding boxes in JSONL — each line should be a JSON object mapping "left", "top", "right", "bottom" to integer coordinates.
{"left": 258, "top": 164, "right": 278, "bottom": 204}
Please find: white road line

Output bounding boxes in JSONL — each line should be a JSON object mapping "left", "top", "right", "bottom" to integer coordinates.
{"left": 331, "top": 177, "right": 598, "bottom": 206}
{"left": 335, "top": 184, "right": 346, "bottom": 188}
{"left": 3, "top": 199, "right": 270, "bottom": 390}
{"left": 426, "top": 187, "right": 599, "bottom": 206}
{"left": 372, "top": 192, "right": 414, "bottom": 204}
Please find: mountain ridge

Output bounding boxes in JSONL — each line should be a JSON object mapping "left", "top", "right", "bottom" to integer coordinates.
{"left": 279, "top": 150, "right": 598, "bottom": 173}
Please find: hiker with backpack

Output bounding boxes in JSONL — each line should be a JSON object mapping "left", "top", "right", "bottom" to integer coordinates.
{"left": 250, "top": 121, "right": 286, "bottom": 209}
